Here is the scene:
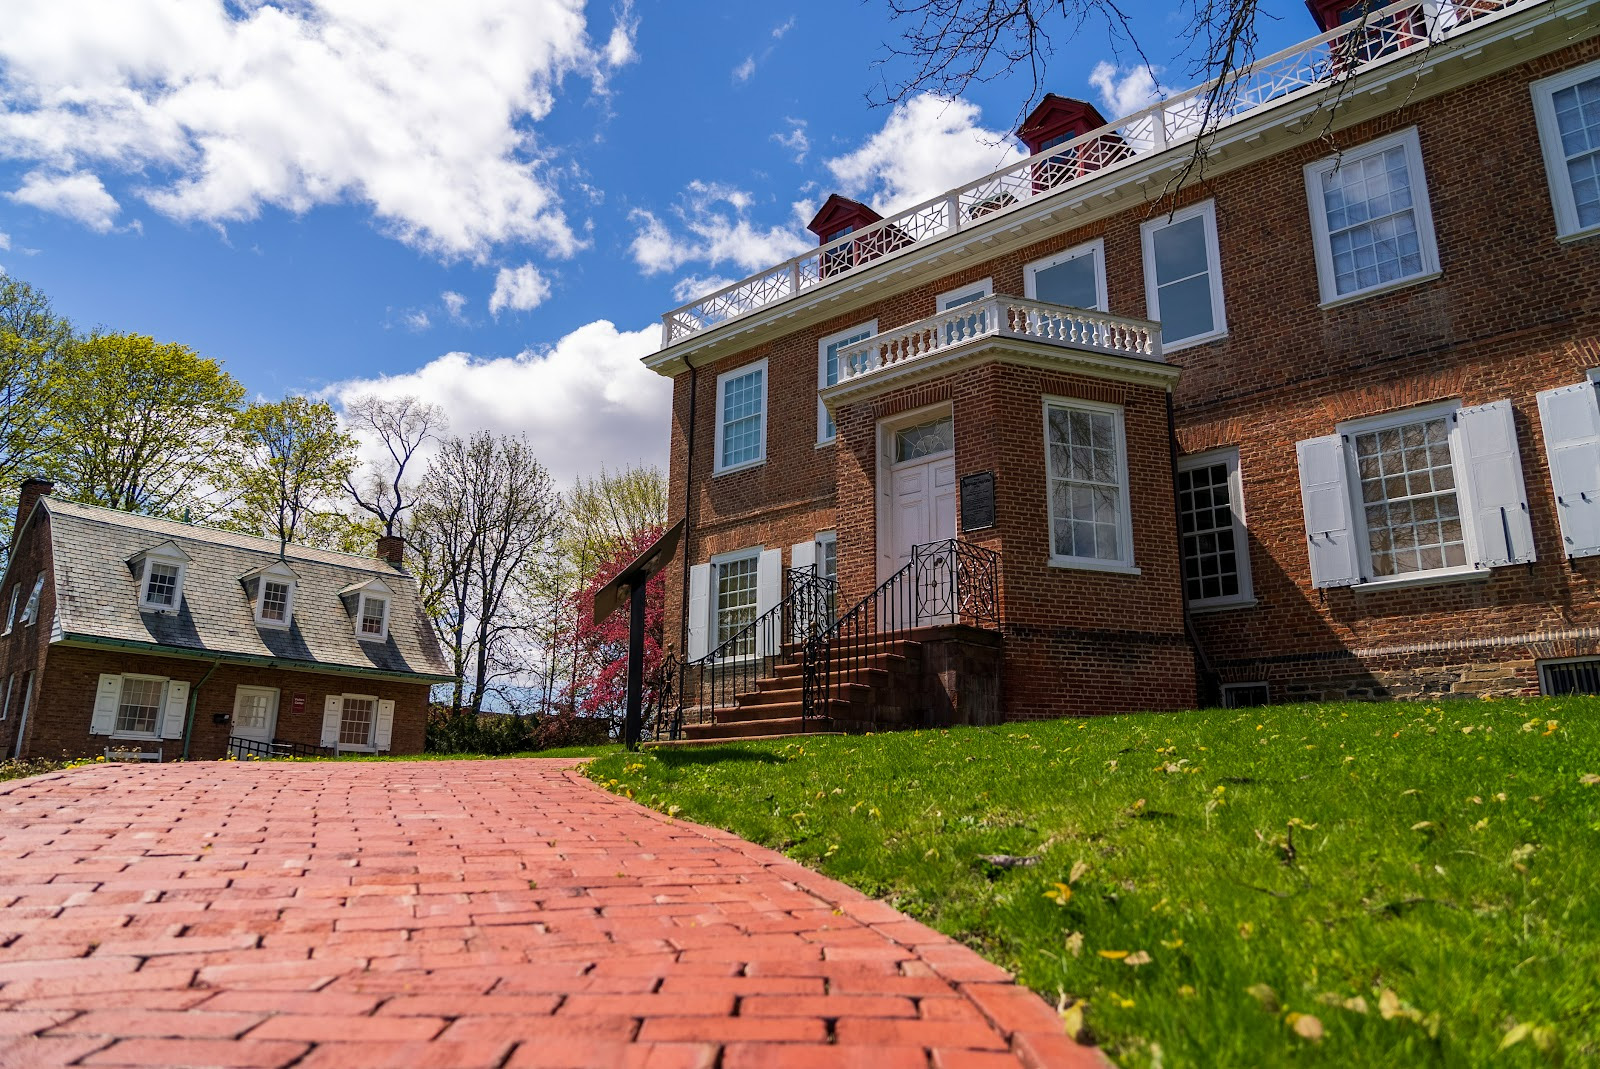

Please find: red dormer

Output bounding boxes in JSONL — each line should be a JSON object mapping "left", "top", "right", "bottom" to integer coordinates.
{"left": 1015, "top": 95, "right": 1112, "bottom": 155}
{"left": 806, "top": 194, "right": 883, "bottom": 245}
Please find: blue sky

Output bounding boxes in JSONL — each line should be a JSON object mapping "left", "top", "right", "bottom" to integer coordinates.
{"left": 0, "top": 0, "right": 1311, "bottom": 483}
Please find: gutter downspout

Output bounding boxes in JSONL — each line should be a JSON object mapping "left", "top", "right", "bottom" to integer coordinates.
{"left": 1166, "top": 391, "right": 1218, "bottom": 707}
{"left": 181, "top": 659, "right": 222, "bottom": 761}
{"left": 679, "top": 364, "right": 698, "bottom": 660}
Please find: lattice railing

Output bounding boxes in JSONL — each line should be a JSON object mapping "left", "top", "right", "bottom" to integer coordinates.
{"left": 660, "top": 0, "right": 1534, "bottom": 346}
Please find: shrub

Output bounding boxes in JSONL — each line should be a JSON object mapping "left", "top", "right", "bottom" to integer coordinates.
{"left": 424, "top": 706, "right": 537, "bottom": 756}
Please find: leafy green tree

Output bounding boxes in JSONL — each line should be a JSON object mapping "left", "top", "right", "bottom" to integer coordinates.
{"left": 50, "top": 332, "right": 246, "bottom": 517}
{"left": 0, "top": 277, "right": 72, "bottom": 491}
{"left": 230, "top": 396, "right": 359, "bottom": 551}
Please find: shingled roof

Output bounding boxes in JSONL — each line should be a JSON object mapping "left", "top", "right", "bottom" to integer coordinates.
{"left": 35, "top": 498, "right": 452, "bottom": 682}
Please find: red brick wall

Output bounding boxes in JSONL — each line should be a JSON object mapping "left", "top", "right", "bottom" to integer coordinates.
{"left": 662, "top": 38, "right": 1600, "bottom": 709}
{"left": 0, "top": 507, "right": 56, "bottom": 758}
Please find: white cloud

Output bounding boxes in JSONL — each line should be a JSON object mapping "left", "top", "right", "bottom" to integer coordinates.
{"left": 6, "top": 170, "right": 120, "bottom": 232}
{"left": 0, "top": 1, "right": 637, "bottom": 260}
{"left": 0, "top": 232, "right": 9, "bottom": 250}
{"left": 733, "top": 56, "right": 756, "bottom": 83}
{"left": 629, "top": 181, "right": 809, "bottom": 276}
{"left": 441, "top": 290, "right": 468, "bottom": 323}
{"left": 488, "top": 263, "right": 552, "bottom": 316}
{"left": 402, "top": 309, "right": 431, "bottom": 332}
{"left": 772, "top": 118, "right": 809, "bottom": 163}
{"left": 331, "top": 319, "right": 670, "bottom": 487}
{"left": 1088, "top": 62, "right": 1164, "bottom": 118}
{"left": 825, "top": 95, "right": 1024, "bottom": 214}
{"left": 772, "top": 17, "right": 796, "bottom": 39}
{"left": 671, "top": 274, "right": 734, "bottom": 302}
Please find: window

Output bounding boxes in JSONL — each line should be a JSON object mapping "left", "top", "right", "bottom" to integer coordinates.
{"left": 938, "top": 279, "right": 993, "bottom": 343}
{"left": 1178, "top": 449, "right": 1254, "bottom": 608}
{"left": 1532, "top": 61, "right": 1600, "bottom": 240}
{"left": 1304, "top": 128, "right": 1440, "bottom": 303}
{"left": 816, "top": 531, "right": 839, "bottom": 621}
{"left": 1043, "top": 399, "right": 1133, "bottom": 569}
{"left": 3, "top": 586, "right": 17, "bottom": 635}
{"left": 1540, "top": 657, "right": 1600, "bottom": 696}
{"left": 20, "top": 573, "right": 44, "bottom": 625}
{"left": 115, "top": 676, "right": 167, "bottom": 737}
{"left": 1, "top": 675, "right": 12, "bottom": 721}
{"left": 1222, "top": 682, "right": 1271, "bottom": 708}
{"left": 339, "top": 695, "right": 377, "bottom": 748}
{"left": 256, "top": 579, "right": 293, "bottom": 628}
{"left": 1025, "top": 240, "right": 1107, "bottom": 312}
{"left": 357, "top": 593, "right": 389, "bottom": 641}
{"left": 1351, "top": 411, "right": 1468, "bottom": 577}
{"left": 715, "top": 360, "right": 767, "bottom": 473}
{"left": 1141, "top": 200, "right": 1226, "bottom": 348}
{"left": 818, "top": 321, "right": 877, "bottom": 442}
{"left": 713, "top": 550, "right": 760, "bottom": 656}
{"left": 894, "top": 416, "right": 955, "bottom": 463}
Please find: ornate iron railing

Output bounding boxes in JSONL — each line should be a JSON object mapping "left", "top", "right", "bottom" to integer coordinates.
{"left": 801, "top": 539, "right": 1001, "bottom": 730}
{"left": 659, "top": 0, "right": 1536, "bottom": 346}
{"left": 226, "top": 736, "right": 333, "bottom": 760}
{"left": 669, "top": 566, "right": 839, "bottom": 739}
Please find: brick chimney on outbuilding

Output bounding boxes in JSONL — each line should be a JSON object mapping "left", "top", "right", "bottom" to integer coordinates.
{"left": 12, "top": 477, "right": 53, "bottom": 550}
{"left": 376, "top": 533, "right": 406, "bottom": 568}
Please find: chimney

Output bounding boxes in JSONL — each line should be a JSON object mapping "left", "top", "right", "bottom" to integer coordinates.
{"left": 376, "top": 533, "right": 406, "bottom": 568}
{"left": 13, "top": 477, "right": 53, "bottom": 549}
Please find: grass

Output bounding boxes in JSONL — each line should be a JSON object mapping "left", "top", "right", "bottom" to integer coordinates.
{"left": 587, "top": 698, "right": 1600, "bottom": 1067}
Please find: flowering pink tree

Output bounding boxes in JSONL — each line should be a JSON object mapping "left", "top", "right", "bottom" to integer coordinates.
{"left": 570, "top": 524, "right": 668, "bottom": 720}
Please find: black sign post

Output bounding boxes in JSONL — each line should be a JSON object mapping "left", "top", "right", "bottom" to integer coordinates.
{"left": 591, "top": 519, "right": 684, "bottom": 751}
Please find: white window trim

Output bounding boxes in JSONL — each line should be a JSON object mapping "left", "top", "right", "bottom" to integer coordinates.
{"left": 814, "top": 530, "right": 838, "bottom": 573}
{"left": 355, "top": 592, "right": 390, "bottom": 643}
{"left": 1303, "top": 127, "right": 1441, "bottom": 307}
{"left": 708, "top": 546, "right": 762, "bottom": 659}
{"left": 818, "top": 321, "right": 876, "bottom": 445}
{"left": 20, "top": 572, "right": 44, "bottom": 626}
{"left": 1042, "top": 396, "right": 1138, "bottom": 573}
{"left": 1140, "top": 198, "right": 1228, "bottom": 350}
{"left": 714, "top": 358, "right": 769, "bottom": 475}
{"left": 138, "top": 553, "right": 187, "bottom": 614}
{"left": 1336, "top": 400, "right": 1485, "bottom": 590}
{"left": 1537, "top": 656, "right": 1600, "bottom": 696}
{"left": 937, "top": 278, "right": 993, "bottom": 312}
{"left": 112, "top": 673, "right": 169, "bottom": 741}
{"left": 1024, "top": 239, "right": 1108, "bottom": 312}
{"left": 3, "top": 586, "right": 17, "bottom": 635}
{"left": 1532, "top": 59, "right": 1600, "bottom": 243}
{"left": 338, "top": 693, "right": 381, "bottom": 752}
{"left": 1177, "top": 447, "right": 1256, "bottom": 611}
{"left": 254, "top": 576, "right": 296, "bottom": 630}
{"left": 1, "top": 674, "right": 12, "bottom": 721}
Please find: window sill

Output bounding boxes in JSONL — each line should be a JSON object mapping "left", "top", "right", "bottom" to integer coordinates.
{"left": 256, "top": 620, "right": 291, "bottom": 630}
{"left": 815, "top": 437, "right": 835, "bottom": 449}
{"left": 1557, "top": 223, "right": 1600, "bottom": 245}
{"left": 1159, "top": 330, "right": 1228, "bottom": 355}
{"left": 713, "top": 458, "right": 766, "bottom": 478}
{"left": 1047, "top": 558, "right": 1141, "bottom": 576}
{"left": 356, "top": 633, "right": 388, "bottom": 644}
{"left": 1352, "top": 566, "right": 1487, "bottom": 594}
{"left": 1318, "top": 270, "right": 1441, "bottom": 311}
{"left": 110, "top": 732, "right": 161, "bottom": 742}
{"left": 1188, "top": 597, "right": 1258, "bottom": 615}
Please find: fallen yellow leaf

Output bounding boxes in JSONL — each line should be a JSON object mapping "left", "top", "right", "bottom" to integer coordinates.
{"left": 1097, "top": 949, "right": 1130, "bottom": 960}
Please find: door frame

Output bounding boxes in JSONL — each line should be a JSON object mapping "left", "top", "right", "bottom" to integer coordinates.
{"left": 875, "top": 401, "right": 956, "bottom": 586}
{"left": 232, "top": 685, "right": 281, "bottom": 745}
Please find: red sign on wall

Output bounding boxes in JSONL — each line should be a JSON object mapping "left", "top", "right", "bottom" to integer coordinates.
{"left": 292, "top": 694, "right": 307, "bottom": 715}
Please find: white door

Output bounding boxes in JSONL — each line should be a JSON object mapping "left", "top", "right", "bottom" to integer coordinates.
{"left": 884, "top": 415, "right": 957, "bottom": 623}
{"left": 232, "top": 686, "right": 279, "bottom": 746}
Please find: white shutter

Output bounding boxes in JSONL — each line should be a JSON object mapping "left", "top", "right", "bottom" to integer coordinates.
{"left": 1296, "top": 435, "right": 1362, "bottom": 588}
{"left": 321, "top": 695, "right": 343, "bottom": 748}
{"left": 1538, "top": 382, "right": 1600, "bottom": 560}
{"left": 1457, "top": 400, "right": 1535, "bottom": 567}
{"left": 90, "top": 674, "right": 121, "bottom": 735}
{"left": 791, "top": 540, "right": 816, "bottom": 572}
{"left": 160, "top": 680, "right": 189, "bottom": 740}
{"left": 755, "top": 548, "right": 783, "bottom": 658}
{"left": 686, "top": 563, "right": 711, "bottom": 661}
{"left": 373, "top": 699, "right": 396, "bottom": 751}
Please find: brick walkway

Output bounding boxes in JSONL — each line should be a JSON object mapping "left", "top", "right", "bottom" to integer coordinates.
{"left": 0, "top": 760, "right": 1103, "bottom": 1069}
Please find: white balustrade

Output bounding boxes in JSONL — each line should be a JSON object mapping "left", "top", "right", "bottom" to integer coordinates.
{"left": 832, "top": 296, "right": 1162, "bottom": 386}
{"left": 660, "top": 0, "right": 1535, "bottom": 347}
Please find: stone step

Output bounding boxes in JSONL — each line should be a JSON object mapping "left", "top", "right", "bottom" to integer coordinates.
{"left": 682, "top": 715, "right": 833, "bottom": 739}
{"left": 728, "top": 686, "right": 870, "bottom": 717}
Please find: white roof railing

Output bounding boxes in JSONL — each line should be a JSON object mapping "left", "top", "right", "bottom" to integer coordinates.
{"left": 659, "top": 0, "right": 1536, "bottom": 349}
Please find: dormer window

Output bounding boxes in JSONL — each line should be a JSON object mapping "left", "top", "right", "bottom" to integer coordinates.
{"left": 358, "top": 594, "right": 388, "bottom": 640}
{"left": 260, "top": 581, "right": 291, "bottom": 624}
{"left": 130, "top": 543, "right": 190, "bottom": 614}
{"left": 244, "top": 561, "right": 299, "bottom": 629}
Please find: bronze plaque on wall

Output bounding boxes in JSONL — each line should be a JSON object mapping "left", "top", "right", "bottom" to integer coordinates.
{"left": 960, "top": 472, "right": 995, "bottom": 532}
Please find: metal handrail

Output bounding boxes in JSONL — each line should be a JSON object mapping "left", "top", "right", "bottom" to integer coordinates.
{"left": 226, "top": 736, "right": 332, "bottom": 760}
{"left": 801, "top": 539, "right": 1001, "bottom": 729}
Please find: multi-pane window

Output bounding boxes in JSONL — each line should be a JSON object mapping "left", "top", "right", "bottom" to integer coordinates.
{"left": 1141, "top": 200, "right": 1225, "bottom": 346}
{"left": 1025, "top": 241, "right": 1106, "bottom": 311}
{"left": 1533, "top": 63, "right": 1600, "bottom": 238}
{"left": 339, "top": 696, "right": 376, "bottom": 747}
{"left": 259, "top": 581, "right": 291, "bottom": 625}
{"left": 818, "top": 323, "right": 875, "bottom": 442}
{"left": 817, "top": 533, "right": 839, "bottom": 622}
{"left": 1044, "top": 401, "right": 1130, "bottom": 566}
{"left": 895, "top": 416, "right": 955, "bottom": 463}
{"left": 1305, "top": 128, "right": 1439, "bottom": 302}
{"left": 235, "top": 690, "right": 274, "bottom": 732}
{"left": 716, "top": 362, "right": 766, "bottom": 472}
{"left": 359, "top": 595, "right": 388, "bottom": 638}
{"left": 116, "top": 677, "right": 165, "bottom": 736}
{"left": 714, "top": 553, "right": 759, "bottom": 656}
{"left": 143, "top": 562, "right": 180, "bottom": 607}
{"left": 4, "top": 587, "right": 17, "bottom": 634}
{"left": 1178, "top": 451, "right": 1251, "bottom": 607}
{"left": 1353, "top": 415, "right": 1467, "bottom": 577}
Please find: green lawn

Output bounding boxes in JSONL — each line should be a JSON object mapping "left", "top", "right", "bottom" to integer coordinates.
{"left": 314, "top": 744, "right": 624, "bottom": 762}
{"left": 587, "top": 698, "right": 1600, "bottom": 1067}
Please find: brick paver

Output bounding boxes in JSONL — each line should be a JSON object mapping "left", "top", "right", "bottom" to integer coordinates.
{"left": 0, "top": 760, "right": 1106, "bottom": 1068}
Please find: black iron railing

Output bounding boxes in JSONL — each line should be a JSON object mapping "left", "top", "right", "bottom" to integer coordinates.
{"left": 801, "top": 539, "right": 1000, "bottom": 730}
{"left": 670, "top": 566, "right": 839, "bottom": 739}
{"left": 226, "top": 736, "right": 333, "bottom": 760}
